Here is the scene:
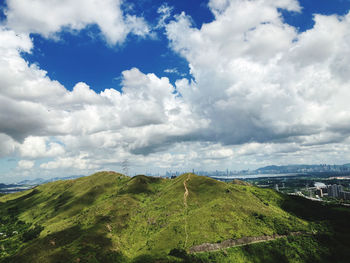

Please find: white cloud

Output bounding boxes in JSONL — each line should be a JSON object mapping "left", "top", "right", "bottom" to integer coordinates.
{"left": 17, "top": 160, "right": 34, "bottom": 169}
{"left": 19, "top": 137, "right": 65, "bottom": 158}
{"left": 40, "top": 153, "right": 98, "bottom": 170}
{"left": 4, "top": 0, "right": 150, "bottom": 45}
{"left": 0, "top": 133, "right": 18, "bottom": 158}
{"left": 163, "top": 68, "right": 186, "bottom": 76}
{"left": 0, "top": 27, "right": 32, "bottom": 52}
{"left": 2, "top": 0, "right": 350, "bottom": 181}
{"left": 165, "top": 0, "right": 350, "bottom": 150}
{"left": 164, "top": 68, "right": 179, "bottom": 74}
{"left": 0, "top": 25, "right": 204, "bottom": 175}
{"left": 156, "top": 3, "right": 173, "bottom": 29}
{"left": 208, "top": 0, "right": 301, "bottom": 17}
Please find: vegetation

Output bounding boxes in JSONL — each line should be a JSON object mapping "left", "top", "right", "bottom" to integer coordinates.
{"left": 0, "top": 171, "right": 349, "bottom": 262}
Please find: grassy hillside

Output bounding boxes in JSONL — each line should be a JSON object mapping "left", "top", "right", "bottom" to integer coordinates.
{"left": 1, "top": 172, "right": 350, "bottom": 262}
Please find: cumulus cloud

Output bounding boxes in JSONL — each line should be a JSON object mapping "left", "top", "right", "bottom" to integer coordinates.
{"left": 0, "top": 133, "right": 18, "bottom": 158}
{"left": 17, "top": 160, "right": 34, "bottom": 169}
{"left": 19, "top": 137, "right": 65, "bottom": 158}
{"left": 0, "top": 25, "right": 204, "bottom": 174}
{"left": 2, "top": 0, "right": 350, "bottom": 181}
{"left": 165, "top": 0, "right": 350, "bottom": 150}
{"left": 40, "top": 153, "right": 98, "bottom": 170}
{"left": 4, "top": 0, "right": 150, "bottom": 45}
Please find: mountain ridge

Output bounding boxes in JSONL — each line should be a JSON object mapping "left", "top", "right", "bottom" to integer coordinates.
{"left": 1, "top": 171, "right": 350, "bottom": 262}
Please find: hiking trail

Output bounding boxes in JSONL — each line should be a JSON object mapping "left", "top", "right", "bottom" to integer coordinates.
{"left": 183, "top": 174, "right": 191, "bottom": 248}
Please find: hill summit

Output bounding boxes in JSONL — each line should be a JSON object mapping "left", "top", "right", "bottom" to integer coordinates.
{"left": 1, "top": 171, "right": 350, "bottom": 262}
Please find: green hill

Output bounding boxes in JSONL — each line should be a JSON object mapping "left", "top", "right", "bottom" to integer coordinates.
{"left": 1, "top": 172, "right": 350, "bottom": 262}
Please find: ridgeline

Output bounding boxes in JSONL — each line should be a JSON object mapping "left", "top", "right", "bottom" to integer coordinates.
{"left": 1, "top": 171, "right": 350, "bottom": 262}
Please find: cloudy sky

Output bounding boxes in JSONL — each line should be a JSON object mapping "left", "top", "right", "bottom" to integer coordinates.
{"left": 1, "top": 0, "right": 350, "bottom": 183}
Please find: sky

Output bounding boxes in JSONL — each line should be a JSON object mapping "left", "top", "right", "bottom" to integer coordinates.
{"left": 1, "top": 0, "right": 350, "bottom": 183}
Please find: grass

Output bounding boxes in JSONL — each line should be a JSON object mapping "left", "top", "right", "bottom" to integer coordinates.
{"left": 1, "top": 172, "right": 350, "bottom": 262}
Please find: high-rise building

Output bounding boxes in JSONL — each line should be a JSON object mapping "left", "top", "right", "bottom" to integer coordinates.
{"left": 340, "top": 191, "right": 350, "bottom": 200}
{"left": 275, "top": 184, "right": 279, "bottom": 191}
{"left": 327, "top": 184, "right": 343, "bottom": 198}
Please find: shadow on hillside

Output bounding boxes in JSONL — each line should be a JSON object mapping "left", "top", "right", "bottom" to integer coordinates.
{"left": 280, "top": 195, "right": 350, "bottom": 262}
{"left": 47, "top": 185, "right": 107, "bottom": 216}
{"left": 68, "top": 182, "right": 117, "bottom": 206}
{"left": 118, "top": 175, "right": 163, "bottom": 195}
{"left": 12, "top": 189, "right": 39, "bottom": 202}
{"left": 281, "top": 195, "right": 350, "bottom": 223}
{"left": 7, "top": 224, "right": 127, "bottom": 263}
{"left": 0, "top": 189, "right": 40, "bottom": 216}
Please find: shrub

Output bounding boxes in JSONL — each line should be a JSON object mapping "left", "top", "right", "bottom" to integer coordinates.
{"left": 169, "top": 248, "right": 188, "bottom": 259}
{"left": 21, "top": 225, "right": 44, "bottom": 242}
{"left": 132, "top": 254, "right": 154, "bottom": 263}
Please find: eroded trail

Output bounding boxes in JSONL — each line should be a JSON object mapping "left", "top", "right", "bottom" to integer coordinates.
{"left": 183, "top": 175, "right": 190, "bottom": 207}
{"left": 189, "top": 232, "right": 304, "bottom": 253}
{"left": 183, "top": 174, "right": 191, "bottom": 248}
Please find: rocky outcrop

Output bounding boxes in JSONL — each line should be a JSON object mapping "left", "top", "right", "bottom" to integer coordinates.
{"left": 189, "top": 232, "right": 302, "bottom": 253}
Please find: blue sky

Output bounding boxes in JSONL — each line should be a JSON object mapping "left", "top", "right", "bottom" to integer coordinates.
{"left": 1, "top": 0, "right": 349, "bottom": 92}
{"left": 282, "top": 0, "right": 350, "bottom": 30}
{"left": 4, "top": 0, "right": 350, "bottom": 92}
{"left": 1, "top": 0, "right": 350, "bottom": 183}
{"left": 1, "top": 0, "right": 215, "bottom": 92}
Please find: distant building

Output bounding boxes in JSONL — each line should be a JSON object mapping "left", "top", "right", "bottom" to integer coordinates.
{"left": 315, "top": 188, "right": 323, "bottom": 198}
{"left": 327, "top": 184, "right": 343, "bottom": 198}
{"left": 275, "top": 184, "right": 279, "bottom": 191}
{"left": 340, "top": 191, "right": 350, "bottom": 200}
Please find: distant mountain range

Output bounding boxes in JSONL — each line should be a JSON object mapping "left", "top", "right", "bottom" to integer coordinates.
{"left": 0, "top": 175, "right": 87, "bottom": 194}
{"left": 17, "top": 175, "right": 86, "bottom": 185}
{"left": 255, "top": 164, "right": 350, "bottom": 174}
{"left": 9, "top": 163, "right": 350, "bottom": 187}
{"left": 197, "top": 164, "right": 350, "bottom": 178}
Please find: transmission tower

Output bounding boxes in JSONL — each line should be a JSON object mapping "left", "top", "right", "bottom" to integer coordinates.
{"left": 122, "top": 159, "right": 129, "bottom": 176}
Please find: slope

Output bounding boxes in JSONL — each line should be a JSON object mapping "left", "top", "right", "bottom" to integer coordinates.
{"left": 0, "top": 172, "right": 349, "bottom": 262}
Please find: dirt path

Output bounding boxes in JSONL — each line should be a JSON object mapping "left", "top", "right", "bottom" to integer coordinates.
{"left": 183, "top": 174, "right": 191, "bottom": 248}
{"left": 183, "top": 175, "right": 190, "bottom": 207}
{"left": 189, "top": 232, "right": 304, "bottom": 253}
